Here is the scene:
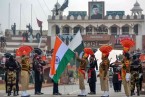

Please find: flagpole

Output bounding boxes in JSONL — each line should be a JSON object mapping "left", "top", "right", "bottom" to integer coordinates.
{"left": 64, "top": 64, "right": 69, "bottom": 94}
{"left": 8, "top": 3, "right": 10, "bottom": 29}
{"left": 19, "top": 4, "right": 22, "bottom": 30}
{"left": 31, "top": 4, "right": 33, "bottom": 27}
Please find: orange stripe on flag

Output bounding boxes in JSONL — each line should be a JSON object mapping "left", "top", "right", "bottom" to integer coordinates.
{"left": 50, "top": 36, "right": 62, "bottom": 75}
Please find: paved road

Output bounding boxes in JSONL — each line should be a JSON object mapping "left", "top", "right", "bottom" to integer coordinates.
{"left": 0, "top": 79, "right": 145, "bottom": 97}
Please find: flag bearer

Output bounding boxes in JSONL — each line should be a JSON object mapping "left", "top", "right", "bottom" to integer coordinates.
{"left": 76, "top": 52, "right": 88, "bottom": 96}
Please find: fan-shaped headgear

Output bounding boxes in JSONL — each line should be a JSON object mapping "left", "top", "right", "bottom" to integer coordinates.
{"left": 84, "top": 48, "right": 94, "bottom": 55}
{"left": 120, "top": 38, "right": 135, "bottom": 54}
{"left": 99, "top": 45, "right": 113, "bottom": 58}
{"left": 16, "top": 45, "right": 33, "bottom": 56}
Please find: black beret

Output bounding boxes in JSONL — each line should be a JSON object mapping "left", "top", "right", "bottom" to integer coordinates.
{"left": 124, "top": 53, "right": 130, "bottom": 60}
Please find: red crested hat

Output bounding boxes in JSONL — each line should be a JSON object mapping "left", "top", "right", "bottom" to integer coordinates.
{"left": 16, "top": 49, "right": 22, "bottom": 56}
{"left": 84, "top": 48, "right": 94, "bottom": 55}
{"left": 16, "top": 45, "right": 33, "bottom": 56}
{"left": 99, "top": 45, "right": 113, "bottom": 58}
{"left": 120, "top": 38, "right": 135, "bottom": 53}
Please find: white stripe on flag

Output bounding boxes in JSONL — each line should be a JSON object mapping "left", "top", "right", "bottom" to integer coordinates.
{"left": 55, "top": 42, "right": 68, "bottom": 70}
{"left": 68, "top": 30, "right": 82, "bottom": 51}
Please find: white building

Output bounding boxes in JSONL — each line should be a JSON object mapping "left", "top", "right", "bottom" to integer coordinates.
{"left": 48, "top": 1, "right": 145, "bottom": 50}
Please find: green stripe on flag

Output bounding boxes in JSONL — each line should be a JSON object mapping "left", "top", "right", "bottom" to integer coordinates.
{"left": 74, "top": 41, "right": 84, "bottom": 55}
{"left": 53, "top": 49, "right": 75, "bottom": 83}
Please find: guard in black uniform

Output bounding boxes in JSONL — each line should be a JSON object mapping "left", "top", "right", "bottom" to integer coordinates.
{"left": 4, "top": 53, "right": 11, "bottom": 93}
{"left": 88, "top": 54, "right": 98, "bottom": 95}
{"left": 5, "top": 55, "right": 19, "bottom": 96}
{"left": 15, "top": 57, "right": 21, "bottom": 96}
{"left": 130, "top": 54, "right": 143, "bottom": 96}
{"left": 110, "top": 60, "right": 122, "bottom": 92}
{"left": 33, "top": 55, "right": 46, "bottom": 95}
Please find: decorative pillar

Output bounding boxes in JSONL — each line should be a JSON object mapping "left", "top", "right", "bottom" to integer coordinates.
{"left": 131, "top": 24, "right": 134, "bottom": 34}
{"left": 117, "top": 27, "right": 120, "bottom": 35}
{"left": 84, "top": 28, "right": 86, "bottom": 35}
{"left": 60, "top": 27, "right": 63, "bottom": 35}
{"left": 92, "top": 27, "right": 94, "bottom": 35}
{"left": 108, "top": 28, "right": 111, "bottom": 35}
{"left": 119, "top": 27, "right": 122, "bottom": 35}
{"left": 71, "top": 28, "right": 74, "bottom": 35}
{"left": 131, "top": 28, "right": 134, "bottom": 34}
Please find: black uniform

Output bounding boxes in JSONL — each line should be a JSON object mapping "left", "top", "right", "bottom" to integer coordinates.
{"left": 5, "top": 56, "right": 19, "bottom": 96}
{"left": 4, "top": 59, "right": 9, "bottom": 93}
{"left": 33, "top": 57, "right": 46, "bottom": 95}
{"left": 15, "top": 61, "right": 21, "bottom": 95}
{"left": 52, "top": 79, "right": 61, "bottom": 95}
{"left": 4, "top": 53, "right": 11, "bottom": 94}
{"left": 88, "top": 55, "right": 98, "bottom": 94}
{"left": 110, "top": 61, "right": 122, "bottom": 92}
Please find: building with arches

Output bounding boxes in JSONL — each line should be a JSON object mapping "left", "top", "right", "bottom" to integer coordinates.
{"left": 48, "top": 1, "right": 145, "bottom": 51}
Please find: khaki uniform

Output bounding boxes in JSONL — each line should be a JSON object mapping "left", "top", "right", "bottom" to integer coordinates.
{"left": 21, "top": 70, "right": 29, "bottom": 90}
{"left": 99, "top": 58, "right": 110, "bottom": 91}
{"left": 122, "top": 59, "right": 131, "bottom": 96}
{"left": 21, "top": 58, "right": 31, "bottom": 91}
{"left": 122, "top": 79, "right": 130, "bottom": 96}
{"left": 77, "top": 58, "right": 87, "bottom": 90}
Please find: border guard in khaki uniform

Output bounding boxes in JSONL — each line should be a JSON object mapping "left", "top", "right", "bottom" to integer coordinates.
{"left": 76, "top": 52, "right": 88, "bottom": 96}
{"left": 99, "top": 45, "right": 113, "bottom": 97}
{"left": 120, "top": 38, "right": 135, "bottom": 97}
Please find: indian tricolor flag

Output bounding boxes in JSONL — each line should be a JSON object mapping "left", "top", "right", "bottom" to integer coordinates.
{"left": 49, "top": 36, "right": 75, "bottom": 83}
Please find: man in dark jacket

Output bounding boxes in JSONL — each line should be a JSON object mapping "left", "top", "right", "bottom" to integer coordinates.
{"left": 33, "top": 55, "right": 46, "bottom": 95}
{"left": 110, "top": 60, "right": 122, "bottom": 92}
{"left": 88, "top": 54, "right": 98, "bottom": 94}
{"left": 15, "top": 58, "right": 21, "bottom": 96}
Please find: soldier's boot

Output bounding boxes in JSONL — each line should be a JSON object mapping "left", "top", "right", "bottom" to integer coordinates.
{"left": 22, "top": 91, "right": 30, "bottom": 97}
{"left": 17, "top": 91, "right": 19, "bottom": 95}
{"left": 7, "top": 87, "right": 11, "bottom": 96}
{"left": 101, "top": 91, "right": 105, "bottom": 97}
{"left": 82, "top": 89, "right": 87, "bottom": 96}
{"left": 137, "top": 89, "right": 140, "bottom": 96}
{"left": 131, "top": 90, "right": 134, "bottom": 96}
{"left": 8, "top": 92, "right": 11, "bottom": 96}
{"left": 7, "top": 89, "right": 11, "bottom": 96}
{"left": 13, "top": 89, "right": 17, "bottom": 96}
{"left": 101, "top": 91, "right": 109, "bottom": 97}
{"left": 78, "top": 90, "right": 86, "bottom": 96}
{"left": 105, "top": 91, "right": 109, "bottom": 97}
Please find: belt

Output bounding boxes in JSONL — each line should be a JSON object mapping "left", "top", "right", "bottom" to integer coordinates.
{"left": 22, "top": 69, "right": 29, "bottom": 72}
{"left": 78, "top": 68, "right": 85, "bottom": 78}
{"left": 114, "top": 72, "right": 119, "bottom": 74}
{"left": 88, "top": 68, "right": 95, "bottom": 78}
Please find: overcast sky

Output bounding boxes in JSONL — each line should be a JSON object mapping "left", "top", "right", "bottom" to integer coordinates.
{"left": 0, "top": 0, "right": 144, "bottom": 31}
